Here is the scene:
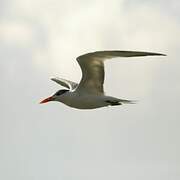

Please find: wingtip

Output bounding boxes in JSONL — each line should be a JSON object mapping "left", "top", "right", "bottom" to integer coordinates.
{"left": 50, "top": 77, "right": 59, "bottom": 81}
{"left": 151, "top": 52, "right": 167, "bottom": 56}
{"left": 50, "top": 77, "right": 60, "bottom": 84}
{"left": 160, "top": 53, "right": 167, "bottom": 56}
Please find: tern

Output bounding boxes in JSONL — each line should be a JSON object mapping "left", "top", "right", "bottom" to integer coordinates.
{"left": 40, "top": 50, "right": 165, "bottom": 109}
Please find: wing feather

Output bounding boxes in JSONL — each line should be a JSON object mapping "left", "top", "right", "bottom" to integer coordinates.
{"left": 51, "top": 77, "right": 78, "bottom": 90}
{"left": 76, "top": 50, "right": 166, "bottom": 95}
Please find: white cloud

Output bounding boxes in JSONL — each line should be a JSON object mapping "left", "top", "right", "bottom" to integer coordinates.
{"left": 0, "top": 21, "right": 34, "bottom": 45}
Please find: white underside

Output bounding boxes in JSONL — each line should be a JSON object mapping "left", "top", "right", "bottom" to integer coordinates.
{"left": 55, "top": 91, "right": 132, "bottom": 109}
{"left": 56, "top": 92, "right": 105, "bottom": 109}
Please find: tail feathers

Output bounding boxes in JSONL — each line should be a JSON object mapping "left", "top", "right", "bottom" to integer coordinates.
{"left": 118, "top": 99, "right": 137, "bottom": 104}
{"left": 106, "top": 99, "right": 137, "bottom": 106}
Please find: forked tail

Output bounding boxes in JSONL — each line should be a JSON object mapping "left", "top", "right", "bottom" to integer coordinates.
{"left": 118, "top": 99, "right": 137, "bottom": 104}
{"left": 106, "top": 98, "right": 137, "bottom": 106}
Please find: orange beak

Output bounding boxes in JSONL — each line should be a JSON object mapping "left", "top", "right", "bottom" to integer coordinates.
{"left": 40, "top": 96, "right": 53, "bottom": 104}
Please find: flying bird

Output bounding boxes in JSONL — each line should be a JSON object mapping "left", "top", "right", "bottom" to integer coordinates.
{"left": 40, "top": 50, "right": 165, "bottom": 109}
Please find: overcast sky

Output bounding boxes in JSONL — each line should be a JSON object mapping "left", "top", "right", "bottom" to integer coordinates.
{"left": 1, "top": 0, "right": 180, "bottom": 180}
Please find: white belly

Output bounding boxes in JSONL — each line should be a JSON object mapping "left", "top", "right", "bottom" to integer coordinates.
{"left": 58, "top": 92, "right": 109, "bottom": 109}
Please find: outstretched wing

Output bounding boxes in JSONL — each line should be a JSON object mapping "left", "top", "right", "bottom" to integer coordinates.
{"left": 76, "top": 50, "right": 166, "bottom": 95}
{"left": 51, "top": 77, "right": 78, "bottom": 90}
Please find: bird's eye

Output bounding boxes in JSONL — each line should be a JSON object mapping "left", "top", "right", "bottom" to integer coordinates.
{"left": 55, "top": 89, "right": 69, "bottom": 96}
{"left": 55, "top": 91, "right": 62, "bottom": 96}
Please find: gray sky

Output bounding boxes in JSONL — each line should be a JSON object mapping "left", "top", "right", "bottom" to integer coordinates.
{"left": 1, "top": 0, "right": 180, "bottom": 179}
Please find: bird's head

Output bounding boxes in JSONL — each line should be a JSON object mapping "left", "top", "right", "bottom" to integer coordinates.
{"left": 40, "top": 89, "right": 69, "bottom": 104}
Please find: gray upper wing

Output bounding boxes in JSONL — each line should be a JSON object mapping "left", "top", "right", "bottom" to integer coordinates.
{"left": 75, "top": 50, "right": 166, "bottom": 95}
